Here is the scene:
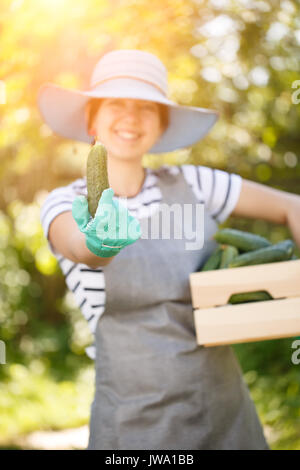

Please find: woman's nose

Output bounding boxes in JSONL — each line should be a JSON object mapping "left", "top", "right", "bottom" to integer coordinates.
{"left": 120, "top": 108, "right": 140, "bottom": 121}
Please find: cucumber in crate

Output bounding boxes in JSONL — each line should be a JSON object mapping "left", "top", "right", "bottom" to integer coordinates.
{"left": 200, "top": 228, "right": 297, "bottom": 304}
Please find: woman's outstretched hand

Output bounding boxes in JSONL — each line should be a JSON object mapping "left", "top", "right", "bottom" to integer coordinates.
{"left": 72, "top": 188, "right": 142, "bottom": 258}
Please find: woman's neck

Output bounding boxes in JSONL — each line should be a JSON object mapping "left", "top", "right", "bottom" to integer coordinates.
{"left": 106, "top": 157, "right": 146, "bottom": 199}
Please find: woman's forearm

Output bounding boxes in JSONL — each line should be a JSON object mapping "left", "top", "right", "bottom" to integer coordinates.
{"left": 48, "top": 211, "right": 114, "bottom": 268}
{"left": 70, "top": 229, "right": 115, "bottom": 268}
{"left": 232, "top": 179, "right": 300, "bottom": 250}
{"left": 285, "top": 194, "right": 300, "bottom": 251}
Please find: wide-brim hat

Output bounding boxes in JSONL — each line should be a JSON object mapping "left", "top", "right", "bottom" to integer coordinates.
{"left": 37, "top": 49, "right": 219, "bottom": 154}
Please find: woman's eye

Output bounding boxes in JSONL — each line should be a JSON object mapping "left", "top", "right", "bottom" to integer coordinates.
{"left": 107, "top": 101, "right": 155, "bottom": 111}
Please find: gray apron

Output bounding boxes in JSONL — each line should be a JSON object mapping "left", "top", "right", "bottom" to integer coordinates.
{"left": 87, "top": 167, "right": 269, "bottom": 450}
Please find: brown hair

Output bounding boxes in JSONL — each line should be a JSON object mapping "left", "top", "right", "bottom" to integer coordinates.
{"left": 85, "top": 98, "right": 169, "bottom": 138}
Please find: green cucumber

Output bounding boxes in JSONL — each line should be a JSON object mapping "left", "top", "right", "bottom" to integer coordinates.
{"left": 228, "top": 290, "right": 273, "bottom": 304}
{"left": 228, "top": 239, "right": 295, "bottom": 268}
{"left": 213, "top": 228, "right": 271, "bottom": 252}
{"left": 220, "top": 245, "right": 239, "bottom": 269}
{"left": 86, "top": 143, "right": 109, "bottom": 218}
{"left": 201, "top": 246, "right": 223, "bottom": 271}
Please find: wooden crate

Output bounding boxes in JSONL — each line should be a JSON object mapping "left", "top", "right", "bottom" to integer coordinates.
{"left": 189, "top": 259, "right": 300, "bottom": 347}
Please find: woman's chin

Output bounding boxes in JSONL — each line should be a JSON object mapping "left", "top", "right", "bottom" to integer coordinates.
{"left": 108, "top": 144, "right": 149, "bottom": 160}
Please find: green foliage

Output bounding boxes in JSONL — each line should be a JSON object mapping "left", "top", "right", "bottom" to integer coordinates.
{"left": 0, "top": 363, "right": 94, "bottom": 444}
{"left": 234, "top": 342, "right": 300, "bottom": 450}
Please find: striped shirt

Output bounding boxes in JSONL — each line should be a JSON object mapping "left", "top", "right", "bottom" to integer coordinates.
{"left": 40, "top": 164, "right": 242, "bottom": 359}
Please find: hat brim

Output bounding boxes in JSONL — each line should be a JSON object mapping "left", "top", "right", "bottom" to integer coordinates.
{"left": 37, "top": 79, "right": 219, "bottom": 153}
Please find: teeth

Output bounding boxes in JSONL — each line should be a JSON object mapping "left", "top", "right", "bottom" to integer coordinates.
{"left": 116, "top": 131, "right": 140, "bottom": 140}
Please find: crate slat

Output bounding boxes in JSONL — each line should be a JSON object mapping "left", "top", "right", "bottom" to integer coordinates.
{"left": 189, "top": 259, "right": 300, "bottom": 309}
{"left": 193, "top": 297, "right": 300, "bottom": 346}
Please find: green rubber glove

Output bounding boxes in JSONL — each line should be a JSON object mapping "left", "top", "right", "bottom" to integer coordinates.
{"left": 72, "top": 188, "right": 142, "bottom": 258}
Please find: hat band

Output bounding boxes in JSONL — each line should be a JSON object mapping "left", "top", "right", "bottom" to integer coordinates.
{"left": 92, "top": 75, "right": 167, "bottom": 97}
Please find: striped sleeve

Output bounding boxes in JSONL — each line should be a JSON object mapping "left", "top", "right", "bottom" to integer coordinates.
{"left": 40, "top": 178, "right": 87, "bottom": 256}
{"left": 181, "top": 164, "right": 242, "bottom": 223}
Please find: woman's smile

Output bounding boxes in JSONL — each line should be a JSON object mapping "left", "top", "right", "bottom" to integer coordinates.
{"left": 114, "top": 129, "right": 142, "bottom": 142}
{"left": 92, "top": 98, "right": 165, "bottom": 156}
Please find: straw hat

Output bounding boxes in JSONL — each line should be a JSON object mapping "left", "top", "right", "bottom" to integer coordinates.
{"left": 37, "top": 49, "right": 219, "bottom": 153}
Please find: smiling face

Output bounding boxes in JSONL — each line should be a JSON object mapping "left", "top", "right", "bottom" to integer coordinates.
{"left": 87, "top": 97, "right": 168, "bottom": 161}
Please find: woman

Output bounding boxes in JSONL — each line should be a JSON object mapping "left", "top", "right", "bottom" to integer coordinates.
{"left": 38, "top": 49, "right": 300, "bottom": 450}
